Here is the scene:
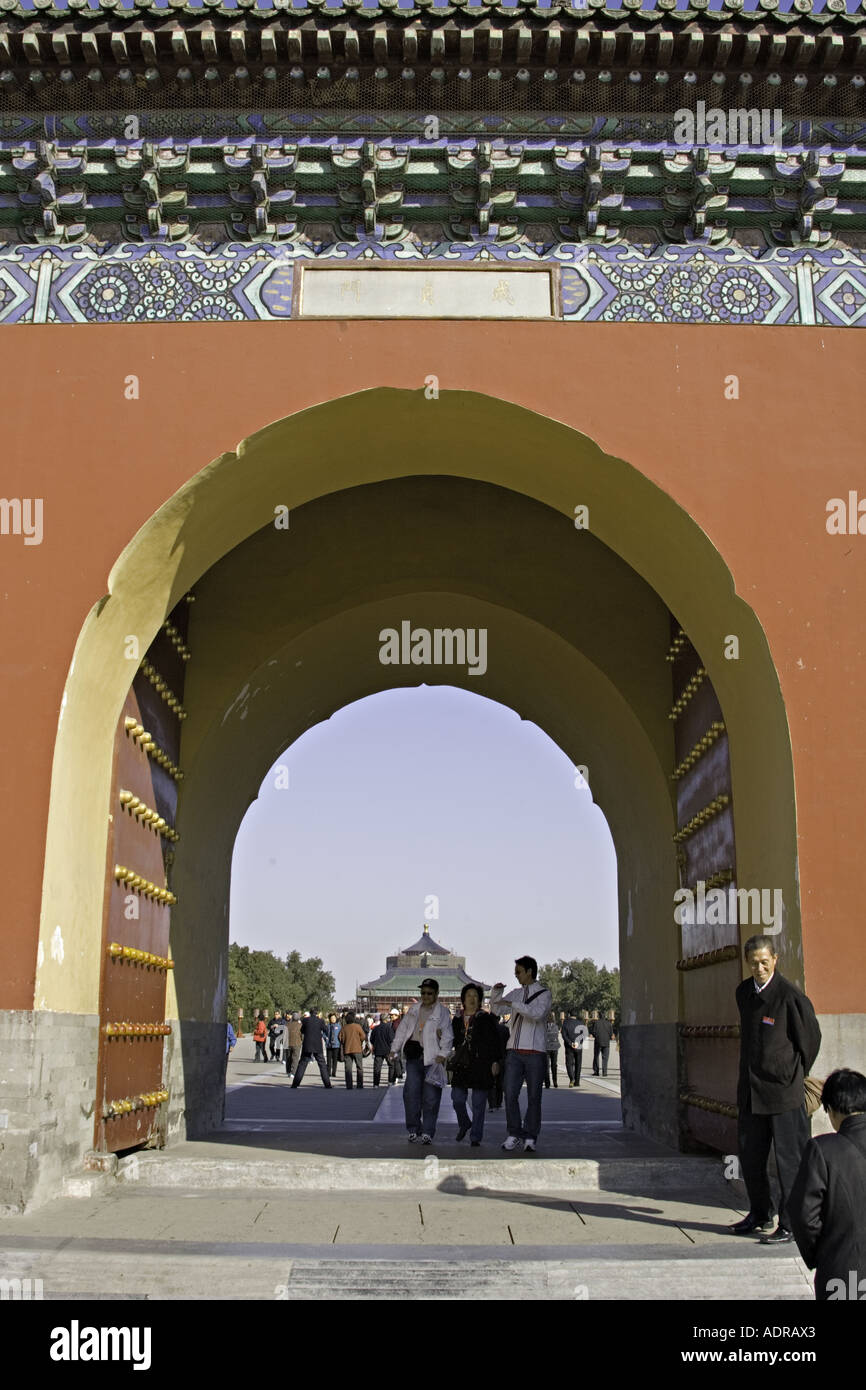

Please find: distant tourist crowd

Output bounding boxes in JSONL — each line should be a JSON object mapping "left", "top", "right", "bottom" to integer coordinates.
{"left": 230, "top": 956, "right": 618, "bottom": 1154}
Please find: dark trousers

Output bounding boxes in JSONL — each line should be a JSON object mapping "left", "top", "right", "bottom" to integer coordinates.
{"left": 738, "top": 1103, "right": 810, "bottom": 1228}
{"left": 254, "top": 1040, "right": 268, "bottom": 1063}
{"left": 327, "top": 1047, "right": 340, "bottom": 1077}
{"left": 594, "top": 1044, "right": 610, "bottom": 1076}
{"left": 284, "top": 1046, "right": 301, "bottom": 1076}
{"left": 344, "top": 1053, "right": 364, "bottom": 1088}
{"left": 504, "top": 1050, "right": 546, "bottom": 1141}
{"left": 292, "top": 1052, "right": 331, "bottom": 1087}
{"left": 545, "top": 1051, "right": 559, "bottom": 1087}
{"left": 403, "top": 1056, "right": 443, "bottom": 1137}
{"left": 489, "top": 1068, "right": 504, "bottom": 1109}
{"left": 452, "top": 1085, "right": 489, "bottom": 1143}
{"left": 373, "top": 1055, "right": 396, "bottom": 1085}
{"left": 564, "top": 1046, "right": 583, "bottom": 1084}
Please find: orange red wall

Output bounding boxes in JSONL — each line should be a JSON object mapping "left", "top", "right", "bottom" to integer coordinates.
{"left": 1, "top": 321, "right": 864, "bottom": 1012}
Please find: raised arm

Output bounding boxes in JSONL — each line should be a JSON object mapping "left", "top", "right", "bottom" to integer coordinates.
{"left": 489, "top": 984, "right": 511, "bottom": 1017}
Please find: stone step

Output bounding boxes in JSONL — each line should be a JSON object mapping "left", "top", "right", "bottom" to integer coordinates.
{"left": 0, "top": 1249, "right": 813, "bottom": 1301}
{"left": 282, "top": 1259, "right": 812, "bottom": 1301}
{"left": 116, "top": 1151, "right": 726, "bottom": 1193}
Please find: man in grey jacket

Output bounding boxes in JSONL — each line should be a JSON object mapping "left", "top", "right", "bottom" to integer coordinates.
{"left": 490, "top": 956, "right": 552, "bottom": 1153}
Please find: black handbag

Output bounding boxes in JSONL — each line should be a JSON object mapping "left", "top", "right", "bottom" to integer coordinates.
{"left": 451, "top": 1016, "right": 475, "bottom": 1074}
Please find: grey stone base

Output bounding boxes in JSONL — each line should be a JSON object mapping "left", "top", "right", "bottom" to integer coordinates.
{"left": 619, "top": 1023, "right": 680, "bottom": 1152}
{"left": 163, "top": 1020, "right": 227, "bottom": 1144}
{"left": 0, "top": 1010, "right": 225, "bottom": 1214}
{"left": 0, "top": 1010, "right": 99, "bottom": 1215}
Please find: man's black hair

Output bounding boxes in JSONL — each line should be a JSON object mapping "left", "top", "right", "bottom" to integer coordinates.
{"left": 515, "top": 955, "right": 538, "bottom": 980}
{"left": 822, "top": 1068, "right": 866, "bottom": 1115}
{"left": 743, "top": 935, "right": 778, "bottom": 959}
{"left": 345, "top": 1010, "right": 356, "bottom": 1024}
{"left": 461, "top": 982, "right": 485, "bottom": 1006}
{"left": 567, "top": 1007, "right": 577, "bottom": 1016}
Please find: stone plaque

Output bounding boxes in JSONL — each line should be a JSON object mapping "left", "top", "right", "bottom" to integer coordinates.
{"left": 296, "top": 266, "right": 557, "bottom": 319}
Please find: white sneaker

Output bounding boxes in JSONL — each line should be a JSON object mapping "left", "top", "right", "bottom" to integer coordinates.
{"left": 287, "top": 1075, "right": 294, "bottom": 1082}
{"left": 523, "top": 1138, "right": 537, "bottom": 1153}
{"left": 420, "top": 1134, "right": 433, "bottom": 1145}
{"left": 408, "top": 1132, "right": 420, "bottom": 1143}
{"left": 501, "top": 1136, "right": 523, "bottom": 1151}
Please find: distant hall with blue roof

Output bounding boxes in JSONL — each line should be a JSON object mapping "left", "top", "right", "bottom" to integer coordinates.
{"left": 357, "top": 924, "right": 489, "bottom": 1011}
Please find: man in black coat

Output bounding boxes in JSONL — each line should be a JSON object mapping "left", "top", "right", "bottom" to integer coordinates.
{"left": 561, "top": 1010, "right": 588, "bottom": 1087}
{"left": 732, "top": 935, "right": 821, "bottom": 1244}
{"left": 370, "top": 1015, "right": 396, "bottom": 1086}
{"left": 290, "top": 1008, "right": 333, "bottom": 1089}
{"left": 592, "top": 1014, "right": 613, "bottom": 1077}
{"left": 788, "top": 1068, "right": 866, "bottom": 1300}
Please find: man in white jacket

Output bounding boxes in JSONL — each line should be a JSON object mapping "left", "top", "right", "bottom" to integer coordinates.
{"left": 390, "top": 978, "right": 454, "bottom": 1145}
{"left": 490, "top": 956, "right": 552, "bottom": 1152}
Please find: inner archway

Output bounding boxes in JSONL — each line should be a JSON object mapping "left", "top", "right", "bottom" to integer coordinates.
{"left": 33, "top": 390, "right": 801, "bottom": 1182}
{"left": 228, "top": 684, "right": 620, "bottom": 1007}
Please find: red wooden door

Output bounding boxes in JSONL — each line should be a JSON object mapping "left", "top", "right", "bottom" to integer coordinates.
{"left": 670, "top": 621, "right": 740, "bottom": 1154}
{"left": 94, "top": 602, "right": 191, "bottom": 1153}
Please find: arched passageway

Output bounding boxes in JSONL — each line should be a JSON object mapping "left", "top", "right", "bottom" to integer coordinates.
{"left": 33, "top": 390, "right": 799, "bottom": 1186}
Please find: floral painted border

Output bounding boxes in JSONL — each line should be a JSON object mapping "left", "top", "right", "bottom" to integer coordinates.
{"left": 1, "top": 236, "right": 864, "bottom": 326}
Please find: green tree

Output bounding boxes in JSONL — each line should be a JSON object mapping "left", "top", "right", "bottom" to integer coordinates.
{"left": 539, "top": 957, "right": 620, "bottom": 1020}
{"left": 227, "top": 943, "right": 336, "bottom": 1025}
{"left": 590, "top": 965, "right": 621, "bottom": 1018}
{"left": 283, "top": 950, "right": 336, "bottom": 1013}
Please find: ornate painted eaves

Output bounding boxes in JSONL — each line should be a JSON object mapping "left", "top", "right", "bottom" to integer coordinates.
{"left": 1, "top": 137, "right": 863, "bottom": 247}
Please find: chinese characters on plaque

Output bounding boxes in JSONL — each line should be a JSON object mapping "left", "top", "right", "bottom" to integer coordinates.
{"left": 298, "top": 267, "right": 554, "bottom": 319}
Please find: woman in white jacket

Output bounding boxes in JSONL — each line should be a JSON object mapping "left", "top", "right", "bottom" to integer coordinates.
{"left": 390, "top": 978, "right": 454, "bottom": 1144}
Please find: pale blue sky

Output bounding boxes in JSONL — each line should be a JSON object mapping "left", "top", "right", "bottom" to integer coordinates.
{"left": 229, "top": 685, "right": 619, "bottom": 1003}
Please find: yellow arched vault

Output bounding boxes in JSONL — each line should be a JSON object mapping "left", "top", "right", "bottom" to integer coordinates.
{"left": 35, "top": 389, "right": 799, "bottom": 1154}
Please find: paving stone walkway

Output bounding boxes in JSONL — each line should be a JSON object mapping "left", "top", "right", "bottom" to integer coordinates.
{"left": 0, "top": 1048, "right": 814, "bottom": 1300}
